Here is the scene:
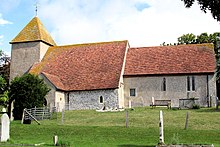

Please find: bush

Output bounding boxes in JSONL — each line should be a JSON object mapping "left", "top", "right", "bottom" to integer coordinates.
{"left": 9, "top": 74, "right": 50, "bottom": 120}
{"left": 192, "top": 104, "right": 200, "bottom": 109}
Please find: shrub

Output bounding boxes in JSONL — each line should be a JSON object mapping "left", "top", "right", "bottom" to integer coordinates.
{"left": 192, "top": 104, "right": 200, "bottom": 109}
{"left": 9, "top": 74, "right": 50, "bottom": 120}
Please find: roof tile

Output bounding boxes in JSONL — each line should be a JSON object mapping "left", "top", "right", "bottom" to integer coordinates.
{"left": 10, "top": 17, "right": 56, "bottom": 46}
{"left": 30, "top": 40, "right": 128, "bottom": 91}
{"left": 124, "top": 43, "right": 216, "bottom": 76}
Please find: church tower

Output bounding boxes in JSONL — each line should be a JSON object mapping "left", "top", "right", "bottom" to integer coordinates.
{"left": 10, "top": 17, "right": 56, "bottom": 81}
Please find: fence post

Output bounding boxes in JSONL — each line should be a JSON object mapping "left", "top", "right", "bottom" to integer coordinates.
{"left": 42, "top": 107, "right": 45, "bottom": 120}
{"left": 126, "top": 110, "right": 128, "bottom": 128}
{"left": 62, "top": 109, "right": 65, "bottom": 124}
{"left": 159, "top": 110, "right": 164, "bottom": 144}
{"left": 53, "top": 135, "right": 58, "bottom": 146}
{"left": 21, "top": 108, "right": 26, "bottom": 124}
{"left": 185, "top": 112, "right": 189, "bottom": 130}
{"left": 33, "top": 106, "right": 36, "bottom": 118}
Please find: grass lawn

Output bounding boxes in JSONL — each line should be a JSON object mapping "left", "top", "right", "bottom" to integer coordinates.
{"left": 2, "top": 107, "right": 220, "bottom": 147}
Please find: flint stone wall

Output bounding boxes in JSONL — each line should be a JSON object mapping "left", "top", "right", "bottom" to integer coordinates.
{"left": 67, "top": 89, "right": 119, "bottom": 110}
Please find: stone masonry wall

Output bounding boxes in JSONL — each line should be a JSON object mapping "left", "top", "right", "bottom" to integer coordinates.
{"left": 67, "top": 89, "right": 119, "bottom": 110}
{"left": 124, "top": 75, "right": 216, "bottom": 108}
{"left": 10, "top": 41, "right": 50, "bottom": 81}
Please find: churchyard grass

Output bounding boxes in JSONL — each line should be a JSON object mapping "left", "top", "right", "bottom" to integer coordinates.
{"left": 5, "top": 107, "right": 220, "bottom": 146}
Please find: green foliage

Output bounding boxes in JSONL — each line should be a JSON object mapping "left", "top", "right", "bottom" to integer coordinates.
{"left": 181, "top": 0, "right": 220, "bottom": 22}
{"left": 178, "top": 33, "right": 196, "bottom": 44}
{"left": 177, "top": 32, "right": 220, "bottom": 45}
{"left": 0, "top": 76, "right": 8, "bottom": 107}
{"left": 0, "top": 49, "right": 10, "bottom": 85}
{"left": 192, "top": 104, "right": 200, "bottom": 109}
{"left": 196, "top": 32, "right": 209, "bottom": 44}
{"left": 9, "top": 74, "right": 50, "bottom": 120}
{"left": 0, "top": 76, "right": 7, "bottom": 93}
{"left": 162, "top": 32, "right": 220, "bottom": 46}
{"left": 0, "top": 90, "right": 9, "bottom": 107}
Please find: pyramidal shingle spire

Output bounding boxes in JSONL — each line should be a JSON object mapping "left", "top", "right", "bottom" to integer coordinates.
{"left": 10, "top": 17, "right": 56, "bottom": 46}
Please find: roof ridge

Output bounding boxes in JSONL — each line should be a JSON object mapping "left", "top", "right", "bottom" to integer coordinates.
{"left": 51, "top": 40, "right": 128, "bottom": 49}
{"left": 130, "top": 43, "right": 214, "bottom": 49}
{"left": 36, "top": 17, "right": 42, "bottom": 40}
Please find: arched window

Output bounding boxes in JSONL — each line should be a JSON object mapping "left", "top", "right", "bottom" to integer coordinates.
{"left": 187, "top": 76, "right": 195, "bottom": 91}
{"left": 100, "top": 96, "right": 104, "bottom": 104}
{"left": 44, "top": 98, "right": 47, "bottom": 106}
{"left": 162, "top": 78, "right": 166, "bottom": 91}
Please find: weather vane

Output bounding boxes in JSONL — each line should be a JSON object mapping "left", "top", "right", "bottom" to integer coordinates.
{"left": 34, "top": 0, "right": 40, "bottom": 16}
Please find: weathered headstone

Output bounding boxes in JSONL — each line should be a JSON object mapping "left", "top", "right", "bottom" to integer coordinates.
{"left": 2, "top": 108, "right": 6, "bottom": 113}
{"left": 0, "top": 113, "right": 10, "bottom": 142}
{"left": 53, "top": 135, "right": 58, "bottom": 146}
{"left": 128, "top": 100, "right": 132, "bottom": 108}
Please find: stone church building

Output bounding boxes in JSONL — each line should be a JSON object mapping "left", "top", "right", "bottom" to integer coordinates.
{"left": 10, "top": 17, "right": 217, "bottom": 111}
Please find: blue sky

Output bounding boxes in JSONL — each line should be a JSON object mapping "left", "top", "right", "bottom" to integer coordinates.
{"left": 0, "top": 0, "right": 220, "bottom": 56}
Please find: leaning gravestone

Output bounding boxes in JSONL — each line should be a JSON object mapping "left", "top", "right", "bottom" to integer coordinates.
{"left": 0, "top": 113, "right": 10, "bottom": 142}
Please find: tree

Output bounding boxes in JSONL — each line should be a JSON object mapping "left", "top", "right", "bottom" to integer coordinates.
{"left": 181, "top": 0, "right": 220, "bottom": 22}
{"left": 0, "top": 50, "right": 11, "bottom": 108}
{"left": 178, "top": 33, "right": 196, "bottom": 44}
{"left": 163, "top": 32, "right": 220, "bottom": 46}
{"left": 0, "top": 50, "right": 10, "bottom": 85}
{"left": 9, "top": 74, "right": 50, "bottom": 120}
{"left": 0, "top": 76, "right": 8, "bottom": 107}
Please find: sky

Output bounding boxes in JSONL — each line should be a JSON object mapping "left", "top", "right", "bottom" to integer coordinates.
{"left": 0, "top": 0, "right": 220, "bottom": 56}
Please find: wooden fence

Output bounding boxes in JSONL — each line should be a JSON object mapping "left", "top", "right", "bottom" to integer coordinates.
{"left": 24, "top": 107, "right": 52, "bottom": 120}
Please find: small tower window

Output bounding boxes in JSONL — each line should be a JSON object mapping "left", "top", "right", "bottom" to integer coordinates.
{"left": 100, "top": 96, "right": 104, "bottom": 104}
{"left": 187, "top": 76, "right": 196, "bottom": 91}
{"left": 162, "top": 78, "right": 166, "bottom": 91}
{"left": 192, "top": 76, "right": 195, "bottom": 91}
{"left": 130, "top": 88, "right": 136, "bottom": 97}
{"left": 187, "top": 76, "right": 191, "bottom": 91}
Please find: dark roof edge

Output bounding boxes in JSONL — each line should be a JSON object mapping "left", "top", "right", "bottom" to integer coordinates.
{"left": 57, "top": 87, "right": 119, "bottom": 92}
{"left": 123, "top": 72, "right": 215, "bottom": 78}
{"left": 10, "top": 40, "right": 56, "bottom": 46}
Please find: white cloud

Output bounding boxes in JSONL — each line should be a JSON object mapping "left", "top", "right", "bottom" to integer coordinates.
{"left": 0, "top": 14, "right": 12, "bottom": 25}
{"left": 38, "top": 0, "right": 220, "bottom": 47}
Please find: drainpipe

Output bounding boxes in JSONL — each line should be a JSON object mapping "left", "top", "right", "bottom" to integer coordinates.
{"left": 216, "top": 37, "right": 220, "bottom": 106}
{"left": 67, "top": 92, "right": 70, "bottom": 110}
{"left": 207, "top": 75, "right": 209, "bottom": 107}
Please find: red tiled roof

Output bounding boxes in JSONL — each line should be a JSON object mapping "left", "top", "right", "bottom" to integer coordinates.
{"left": 41, "top": 72, "right": 65, "bottom": 90}
{"left": 124, "top": 43, "right": 216, "bottom": 76}
{"left": 30, "top": 40, "right": 128, "bottom": 91}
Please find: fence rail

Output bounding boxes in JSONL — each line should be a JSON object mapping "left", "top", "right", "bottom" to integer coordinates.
{"left": 24, "top": 107, "right": 52, "bottom": 120}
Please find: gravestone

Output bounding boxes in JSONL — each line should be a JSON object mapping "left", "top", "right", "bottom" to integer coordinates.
{"left": 0, "top": 113, "right": 10, "bottom": 142}
{"left": 2, "top": 108, "right": 6, "bottom": 113}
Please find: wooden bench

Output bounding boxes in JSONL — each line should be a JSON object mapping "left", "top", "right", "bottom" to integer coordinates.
{"left": 150, "top": 99, "right": 171, "bottom": 109}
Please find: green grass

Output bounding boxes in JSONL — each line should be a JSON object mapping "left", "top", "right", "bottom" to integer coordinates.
{"left": 3, "top": 107, "right": 220, "bottom": 147}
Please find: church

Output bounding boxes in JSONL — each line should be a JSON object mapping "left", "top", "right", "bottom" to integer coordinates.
{"left": 9, "top": 17, "right": 217, "bottom": 111}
